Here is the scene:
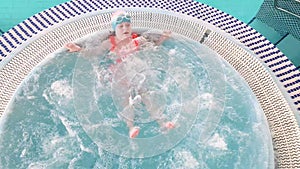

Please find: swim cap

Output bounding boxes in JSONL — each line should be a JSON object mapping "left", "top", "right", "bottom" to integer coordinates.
{"left": 111, "top": 11, "right": 131, "bottom": 31}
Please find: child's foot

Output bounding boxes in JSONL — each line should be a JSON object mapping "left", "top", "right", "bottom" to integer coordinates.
{"left": 164, "top": 121, "right": 175, "bottom": 129}
{"left": 160, "top": 121, "right": 175, "bottom": 134}
{"left": 129, "top": 126, "right": 140, "bottom": 138}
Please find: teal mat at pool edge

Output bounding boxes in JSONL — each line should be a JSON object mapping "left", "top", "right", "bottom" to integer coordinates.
{"left": 0, "top": 0, "right": 69, "bottom": 33}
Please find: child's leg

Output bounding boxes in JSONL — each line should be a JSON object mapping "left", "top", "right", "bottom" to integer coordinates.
{"left": 142, "top": 91, "right": 174, "bottom": 129}
{"left": 112, "top": 65, "right": 143, "bottom": 138}
{"left": 119, "top": 103, "right": 140, "bottom": 138}
{"left": 120, "top": 104, "right": 135, "bottom": 128}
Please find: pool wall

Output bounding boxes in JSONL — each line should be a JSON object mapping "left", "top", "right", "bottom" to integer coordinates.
{"left": 0, "top": 0, "right": 299, "bottom": 168}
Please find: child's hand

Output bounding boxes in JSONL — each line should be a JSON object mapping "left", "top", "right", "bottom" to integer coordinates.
{"left": 65, "top": 43, "right": 82, "bottom": 52}
{"left": 156, "top": 30, "right": 172, "bottom": 45}
{"left": 162, "top": 30, "right": 172, "bottom": 38}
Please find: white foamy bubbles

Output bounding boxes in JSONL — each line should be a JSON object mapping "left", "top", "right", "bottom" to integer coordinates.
{"left": 50, "top": 80, "right": 73, "bottom": 100}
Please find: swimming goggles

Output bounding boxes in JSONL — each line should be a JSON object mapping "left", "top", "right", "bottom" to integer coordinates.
{"left": 116, "top": 14, "right": 131, "bottom": 24}
{"left": 112, "top": 14, "right": 131, "bottom": 30}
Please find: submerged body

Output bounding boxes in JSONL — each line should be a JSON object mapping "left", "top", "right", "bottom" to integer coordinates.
{"left": 65, "top": 11, "right": 173, "bottom": 138}
{"left": 0, "top": 27, "right": 274, "bottom": 168}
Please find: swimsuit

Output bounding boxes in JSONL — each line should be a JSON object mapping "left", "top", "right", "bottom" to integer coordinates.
{"left": 110, "top": 33, "right": 139, "bottom": 52}
{"left": 108, "top": 33, "right": 140, "bottom": 72}
{"left": 109, "top": 33, "right": 139, "bottom": 63}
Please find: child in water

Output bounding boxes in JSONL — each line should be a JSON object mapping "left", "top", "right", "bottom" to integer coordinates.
{"left": 65, "top": 10, "right": 171, "bottom": 56}
{"left": 65, "top": 10, "right": 174, "bottom": 138}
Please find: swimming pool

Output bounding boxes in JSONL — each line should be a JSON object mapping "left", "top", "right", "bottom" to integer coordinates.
{"left": 0, "top": 30, "right": 273, "bottom": 168}
{"left": 0, "top": 0, "right": 299, "bottom": 168}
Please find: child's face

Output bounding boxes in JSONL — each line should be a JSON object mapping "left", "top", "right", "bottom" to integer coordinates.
{"left": 115, "top": 22, "right": 132, "bottom": 41}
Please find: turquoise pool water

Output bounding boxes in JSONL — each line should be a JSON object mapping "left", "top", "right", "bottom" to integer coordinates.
{"left": 0, "top": 31, "right": 274, "bottom": 168}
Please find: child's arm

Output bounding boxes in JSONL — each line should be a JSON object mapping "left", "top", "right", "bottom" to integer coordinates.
{"left": 65, "top": 39, "right": 111, "bottom": 57}
{"left": 156, "top": 30, "right": 171, "bottom": 45}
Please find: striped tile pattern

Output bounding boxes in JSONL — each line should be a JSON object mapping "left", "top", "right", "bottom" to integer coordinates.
{"left": 0, "top": 0, "right": 299, "bottom": 168}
